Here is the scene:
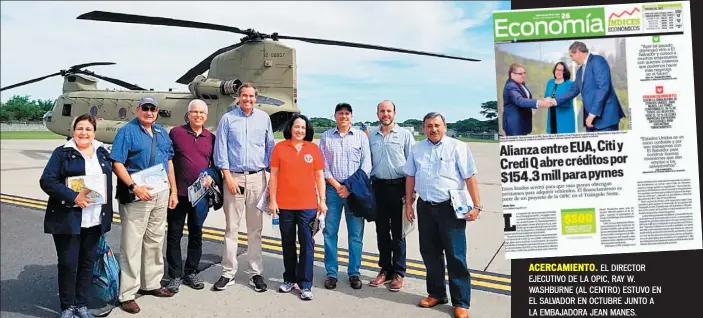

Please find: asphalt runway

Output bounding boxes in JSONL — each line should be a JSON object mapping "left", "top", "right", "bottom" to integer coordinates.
{"left": 1, "top": 201, "right": 511, "bottom": 318}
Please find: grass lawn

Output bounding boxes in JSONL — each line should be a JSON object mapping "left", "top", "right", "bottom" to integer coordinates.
{"left": 0, "top": 131, "right": 66, "bottom": 140}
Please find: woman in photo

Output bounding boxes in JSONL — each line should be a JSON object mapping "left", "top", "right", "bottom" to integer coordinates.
{"left": 544, "top": 61, "right": 577, "bottom": 134}
{"left": 39, "top": 114, "right": 114, "bottom": 318}
{"left": 267, "top": 114, "right": 327, "bottom": 301}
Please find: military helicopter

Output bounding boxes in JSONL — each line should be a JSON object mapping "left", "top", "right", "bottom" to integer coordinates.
{"left": 1, "top": 10, "right": 481, "bottom": 144}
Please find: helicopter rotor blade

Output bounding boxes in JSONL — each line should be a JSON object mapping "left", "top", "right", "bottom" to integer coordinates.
{"left": 275, "top": 34, "right": 480, "bottom": 62}
{"left": 176, "top": 42, "right": 246, "bottom": 85}
{"left": 77, "top": 11, "right": 248, "bottom": 35}
{"left": 70, "top": 62, "right": 116, "bottom": 70}
{"left": 78, "top": 70, "right": 146, "bottom": 91}
{"left": 0, "top": 72, "right": 62, "bottom": 91}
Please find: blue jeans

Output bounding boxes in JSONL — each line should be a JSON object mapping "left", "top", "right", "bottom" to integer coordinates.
{"left": 279, "top": 209, "right": 316, "bottom": 289}
{"left": 417, "top": 199, "right": 471, "bottom": 309}
{"left": 323, "top": 183, "right": 365, "bottom": 279}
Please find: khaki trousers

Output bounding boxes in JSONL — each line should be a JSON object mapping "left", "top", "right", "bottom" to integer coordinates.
{"left": 118, "top": 191, "right": 168, "bottom": 302}
{"left": 221, "top": 170, "right": 265, "bottom": 279}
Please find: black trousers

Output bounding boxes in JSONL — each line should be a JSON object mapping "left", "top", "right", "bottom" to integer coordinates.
{"left": 417, "top": 199, "right": 472, "bottom": 309}
{"left": 166, "top": 196, "right": 203, "bottom": 278}
{"left": 372, "top": 179, "right": 407, "bottom": 277}
{"left": 52, "top": 225, "right": 102, "bottom": 310}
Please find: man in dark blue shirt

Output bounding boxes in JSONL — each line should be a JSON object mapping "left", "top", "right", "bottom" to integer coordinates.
{"left": 110, "top": 96, "right": 178, "bottom": 314}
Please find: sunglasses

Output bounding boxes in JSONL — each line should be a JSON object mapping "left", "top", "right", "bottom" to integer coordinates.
{"left": 140, "top": 105, "right": 158, "bottom": 112}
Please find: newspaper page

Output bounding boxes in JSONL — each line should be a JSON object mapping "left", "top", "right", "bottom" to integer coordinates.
{"left": 493, "top": 1, "right": 701, "bottom": 259}
{"left": 66, "top": 174, "right": 107, "bottom": 207}
{"left": 131, "top": 164, "right": 170, "bottom": 201}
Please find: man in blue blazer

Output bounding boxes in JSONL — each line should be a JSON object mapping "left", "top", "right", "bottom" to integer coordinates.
{"left": 549, "top": 41, "right": 625, "bottom": 132}
{"left": 502, "top": 63, "right": 552, "bottom": 136}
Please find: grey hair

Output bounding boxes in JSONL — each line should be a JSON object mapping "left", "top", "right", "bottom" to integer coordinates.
{"left": 569, "top": 41, "right": 589, "bottom": 53}
{"left": 188, "top": 99, "right": 208, "bottom": 114}
{"left": 423, "top": 112, "right": 446, "bottom": 125}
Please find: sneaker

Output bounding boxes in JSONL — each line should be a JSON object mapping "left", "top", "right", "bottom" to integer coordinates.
{"left": 389, "top": 274, "right": 404, "bottom": 292}
{"left": 75, "top": 306, "right": 94, "bottom": 318}
{"left": 369, "top": 271, "right": 391, "bottom": 287}
{"left": 60, "top": 306, "right": 76, "bottom": 318}
{"left": 278, "top": 281, "right": 296, "bottom": 293}
{"left": 166, "top": 277, "right": 182, "bottom": 293}
{"left": 300, "top": 288, "right": 313, "bottom": 301}
{"left": 249, "top": 275, "right": 268, "bottom": 292}
{"left": 213, "top": 276, "right": 235, "bottom": 291}
{"left": 183, "top": 273, "right": 205, "bottom": 290}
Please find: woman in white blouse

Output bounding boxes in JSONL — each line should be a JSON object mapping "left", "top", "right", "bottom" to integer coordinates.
{"left": 40, "top": 114, "right": 114, "bottom": 318}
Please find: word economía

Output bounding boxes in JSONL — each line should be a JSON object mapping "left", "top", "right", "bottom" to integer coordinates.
{"left": 494, "top": 13, "right": 604, "bottom": 39}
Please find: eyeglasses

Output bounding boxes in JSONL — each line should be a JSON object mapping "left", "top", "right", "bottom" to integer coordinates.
{"left": 140, "top": 105, "right": 158, "bottom": 112}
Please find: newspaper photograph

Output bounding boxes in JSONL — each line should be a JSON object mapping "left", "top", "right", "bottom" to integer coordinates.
{"left": 493, "top": 1, "right": 701, "bottom": 259}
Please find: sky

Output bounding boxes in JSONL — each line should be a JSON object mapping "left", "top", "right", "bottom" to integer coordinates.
{"left": 0, "top": 1, "right": 510, "bottom": 123}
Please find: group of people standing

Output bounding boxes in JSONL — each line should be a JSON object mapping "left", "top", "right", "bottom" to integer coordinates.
{"left": 40, "top": 82, "right": 481, "bottom": 318}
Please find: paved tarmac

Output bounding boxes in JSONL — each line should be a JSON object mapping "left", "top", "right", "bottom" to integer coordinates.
{"left": 0, "top": 138, "right": 510, "bottom": 317}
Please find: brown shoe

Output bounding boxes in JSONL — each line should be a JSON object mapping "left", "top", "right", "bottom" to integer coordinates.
{"left": 120, "top": 300, "right": 140, "bottom": 314}
{"left": 369, "top": 271, "right": 390, "bottom": 287}
{"left": 139, "top": 287, "right": 175, "bottom": 297}
{"left": 418, "top": 296, "right": 448, "bottom": 308}
{"left": 389, "top": 274, "right": 404, "bottom": 292}
{"left": 454, "top": 307, "right": 470, "bottom": 318}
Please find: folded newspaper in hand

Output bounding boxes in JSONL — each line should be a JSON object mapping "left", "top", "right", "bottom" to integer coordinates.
{"left": 256, "top": 184, "right": 271, "bottom": 214}
{"left": 66, "top": 174, "right": 108, "bottom": 207}
{"left": 188, "top": 172, "right": 210, "bottom": 207}
{"left": 131, "top": 164, "right": 169, "bottom": 202}
{"left": 449, "top": 189, "right": 473, "bottom": 220}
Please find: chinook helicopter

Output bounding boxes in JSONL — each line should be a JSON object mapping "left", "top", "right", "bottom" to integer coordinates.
{"left": 1, "top": 10, "right": 481, "bottom": 144}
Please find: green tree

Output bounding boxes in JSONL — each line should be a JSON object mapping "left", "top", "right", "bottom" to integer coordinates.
{"left": 0, "top": 95, "right": 54, "bottom": 122}
{"left": 479, "top": 101, "right": 498, "bottom": 119}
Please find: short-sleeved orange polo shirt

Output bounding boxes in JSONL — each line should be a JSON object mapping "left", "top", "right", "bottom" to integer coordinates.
{"left": 270, "top": 139, "right": 325, "bottom": 210}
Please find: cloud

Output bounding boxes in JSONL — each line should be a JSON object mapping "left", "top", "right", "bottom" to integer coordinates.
{"left": 1, "top": 1, "right": 508, "bottom": 123}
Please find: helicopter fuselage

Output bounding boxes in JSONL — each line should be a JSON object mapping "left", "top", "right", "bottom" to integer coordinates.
{"left": 43, "top": 40, "right": 300, "bottom": 144}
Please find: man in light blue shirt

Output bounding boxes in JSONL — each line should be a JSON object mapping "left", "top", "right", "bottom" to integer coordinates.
{"left": 212, "top": 82, "right": 275, "bottom": 293}
{"left": 319, "top": 102, "right": 372, "bottom": 290}
{"left": 403, "top": 112, "right": 481, "bottom": 318}
{"left": 368, "top": 100, "right": 414, "bottom": 291}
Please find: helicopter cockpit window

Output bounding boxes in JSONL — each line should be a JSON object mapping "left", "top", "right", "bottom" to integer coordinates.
{"left": 62, "top": 104, "right": 72, "bottom": 116}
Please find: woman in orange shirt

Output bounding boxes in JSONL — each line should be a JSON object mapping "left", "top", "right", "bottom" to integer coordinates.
{"left": 268, "top": 114, "right": 327, "bottom": 301}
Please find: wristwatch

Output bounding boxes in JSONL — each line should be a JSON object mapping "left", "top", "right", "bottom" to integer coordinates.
{"left": 473, "top": 205, "right": 483, "bottom": 212}
{"left": 128, "top": 183, "right": 137, "bottom": 191}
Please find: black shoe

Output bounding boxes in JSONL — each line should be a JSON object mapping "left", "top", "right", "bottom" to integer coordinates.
{"left": 350, "top": 276, "right": 362, "bottom": 289}
{"left": 249, "top": 275, "right": 268, "bottom": 292}
{"left": 324, "top": 277, "right": 338, "bottom": 289}
{"left": 213, "top": 276, "right": 234, "bottom": 291}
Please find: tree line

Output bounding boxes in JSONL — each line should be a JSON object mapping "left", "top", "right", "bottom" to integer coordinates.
{"left": 311, "top": 101, "right": 498, "bottom": 134}
{"left": 0, "top": 95, "right": 499, "bottom": 134}
{"left": 0, "top": 95, "right": 54, "bottom": 122}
